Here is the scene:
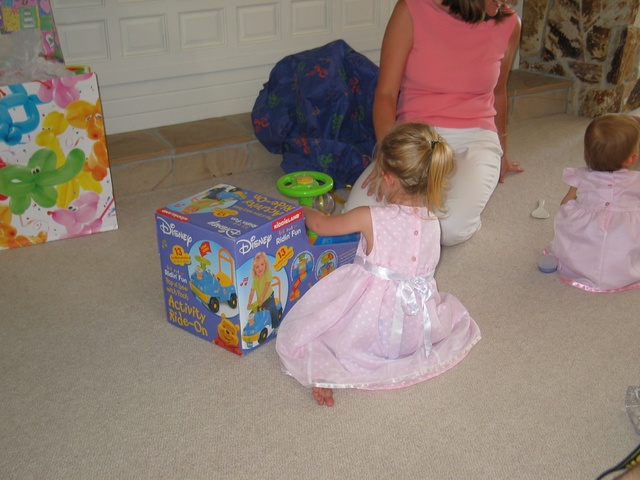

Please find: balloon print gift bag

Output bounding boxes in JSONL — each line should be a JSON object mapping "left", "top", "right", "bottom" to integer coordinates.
{"left": 0, "top": 72, "right": 118, "bottom": 250}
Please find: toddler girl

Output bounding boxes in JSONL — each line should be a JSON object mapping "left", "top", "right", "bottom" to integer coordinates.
{"left": 275, "top": 122, "right": 481, "bottom": 406}
{"left": 247, "top": 252, "right": 281, "bottom": 328}
{"left": 546, "top": 113, "right": 640, "bottom": 292}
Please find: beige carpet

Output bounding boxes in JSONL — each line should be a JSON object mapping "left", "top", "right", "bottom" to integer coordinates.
{"left": 1, "top": 113, "right": 639, "bottom": 480}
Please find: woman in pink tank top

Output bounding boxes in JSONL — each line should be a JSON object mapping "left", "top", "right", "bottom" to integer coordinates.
{"left": 344, "top": 0, "right": 522, "bottom": 246}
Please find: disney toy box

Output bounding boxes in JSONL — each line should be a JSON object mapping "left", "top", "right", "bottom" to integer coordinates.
{"left": 155, "top": 183, "right": 359, "bottom": 355}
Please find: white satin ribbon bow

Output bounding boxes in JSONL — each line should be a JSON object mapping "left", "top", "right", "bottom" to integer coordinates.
{"left": 354, "top": 255, "right": 433, "bottom": 360}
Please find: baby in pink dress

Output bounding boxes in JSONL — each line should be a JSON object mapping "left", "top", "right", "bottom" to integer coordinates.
{"left": 546, "top": 113, "right": 640, "bottom": 292}
{"left": 275, "top": 123, "right": 481, "bottom": 406}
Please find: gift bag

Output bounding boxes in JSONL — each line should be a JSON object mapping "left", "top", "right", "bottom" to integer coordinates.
{"left": 0, "top": 2, "right": 117, "bottom": 250}
{"left": 251, "top": 40, "right": 378, "bottom": 188}
{"left": 0, "top": 73, "right": 118, "bottom": 250}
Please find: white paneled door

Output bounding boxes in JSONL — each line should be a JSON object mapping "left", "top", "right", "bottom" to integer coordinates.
{"left": 52, "top": 0, "right": 392, "bottom": 134}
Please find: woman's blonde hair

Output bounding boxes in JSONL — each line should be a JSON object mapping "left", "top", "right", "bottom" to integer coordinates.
{"left": 442, "top": 0, "right": 516, "bottom": 23}
{"left": 370, "top": 122, "right": 455, "bottom": 213}
{"left": 584, "top": 114, "right": 640, "bottom": 172}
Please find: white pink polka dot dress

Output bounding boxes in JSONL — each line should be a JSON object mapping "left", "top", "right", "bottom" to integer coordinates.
{"left": 276, "top": 205, "right": 481, "bottom": 390}
{"left": 546, "top": 167, "right": 640, "bottom": 292}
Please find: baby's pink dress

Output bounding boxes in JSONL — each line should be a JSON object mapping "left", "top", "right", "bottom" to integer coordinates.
{"left": 275, "top": 205, "right": 480, "bottom": 390}
{"left": 547, "top": 167, "right": 640, "bottom": 292}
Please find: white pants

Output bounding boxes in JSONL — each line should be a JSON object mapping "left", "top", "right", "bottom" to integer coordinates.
{"left": 343, "top": 127, "right": 502, "bottom": 246}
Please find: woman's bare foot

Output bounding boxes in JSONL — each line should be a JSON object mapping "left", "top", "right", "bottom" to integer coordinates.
{"left": 312, "top": 387, "right": 335, "bottom": 406}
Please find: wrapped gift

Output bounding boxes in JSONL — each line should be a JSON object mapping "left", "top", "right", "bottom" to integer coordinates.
{"left": 0, "top": 0, "right": 64, "bottom": 62}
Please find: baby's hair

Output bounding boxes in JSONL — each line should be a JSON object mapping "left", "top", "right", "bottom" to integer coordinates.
{"left": 584, "top": 114, "right": 640, "bottom": 172}
{"left": 370, "top": 122, "right": 455, "bottom": 213}
{"left": 252, "top": 251, "right": 270, "bottom": 275}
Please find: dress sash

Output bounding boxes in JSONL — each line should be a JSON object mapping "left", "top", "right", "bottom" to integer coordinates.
{"left": 353, "top": 255, "right": 433, "bottom": 360}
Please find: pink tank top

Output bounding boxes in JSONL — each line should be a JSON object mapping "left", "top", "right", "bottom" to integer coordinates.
{"left": 397, "top": 0, "right": 519, "bottom": 131}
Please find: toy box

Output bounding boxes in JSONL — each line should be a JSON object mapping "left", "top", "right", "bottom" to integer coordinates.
{"left": 155, "top": 183, "right": 360, "bottom": 355}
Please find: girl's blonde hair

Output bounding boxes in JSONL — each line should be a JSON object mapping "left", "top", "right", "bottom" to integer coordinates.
{"left": 370, "top": 122, "right": 455, "bottom": 213}
{"left": 584, "top": 114, "right": 640, "bottom": 172}
{"left": 252, "top": 252, "right": 270, "bottom": 276}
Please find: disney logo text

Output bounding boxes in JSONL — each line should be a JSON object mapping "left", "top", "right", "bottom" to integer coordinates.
{"left": 158, "top": 218, "right": 193, "bottom": 247}
{"left": 207, "top": 220, "right": 242, "bottom": 239}
{"left": 238, "top": 234, "right": 273, "bottom": 255}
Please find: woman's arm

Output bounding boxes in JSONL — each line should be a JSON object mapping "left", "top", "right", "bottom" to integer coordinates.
{"left": 494, "top": 16, "right": 523, "bottom": 183}
{"left": 372, "top": 0, "right": 413, "bottom": 141}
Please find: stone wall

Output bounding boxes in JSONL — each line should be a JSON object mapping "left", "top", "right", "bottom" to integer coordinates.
{"left": 519, "top": 0, "right": 640, "bottom": 117}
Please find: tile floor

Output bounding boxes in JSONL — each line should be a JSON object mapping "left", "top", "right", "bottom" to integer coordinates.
{"left": 106, "top": 70, "right": 572, "bottom": 199}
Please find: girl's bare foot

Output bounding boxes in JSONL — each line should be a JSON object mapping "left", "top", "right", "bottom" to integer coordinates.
{"left": 312, "top": 387, "right": 335, "bottom": 406}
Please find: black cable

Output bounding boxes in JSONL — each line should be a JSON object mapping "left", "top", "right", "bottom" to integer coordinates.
{"left": 596, "top": 442, "right": 640, "bottom": 480}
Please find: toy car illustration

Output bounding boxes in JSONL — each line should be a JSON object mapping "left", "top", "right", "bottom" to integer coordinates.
{"left": 317, "top": 251, "right": 337, "bottom": 279}
{"left": 242, "top": 276, "right": 283, "bottom": 347}
{"left": 204, "top": 185, "right": 246, "bottom": 205}
{"left": 190, "top": 250, "right": 238, "bottom": 313}
{"left": 214, "top": 188, "right": 245, "bottom": 203}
